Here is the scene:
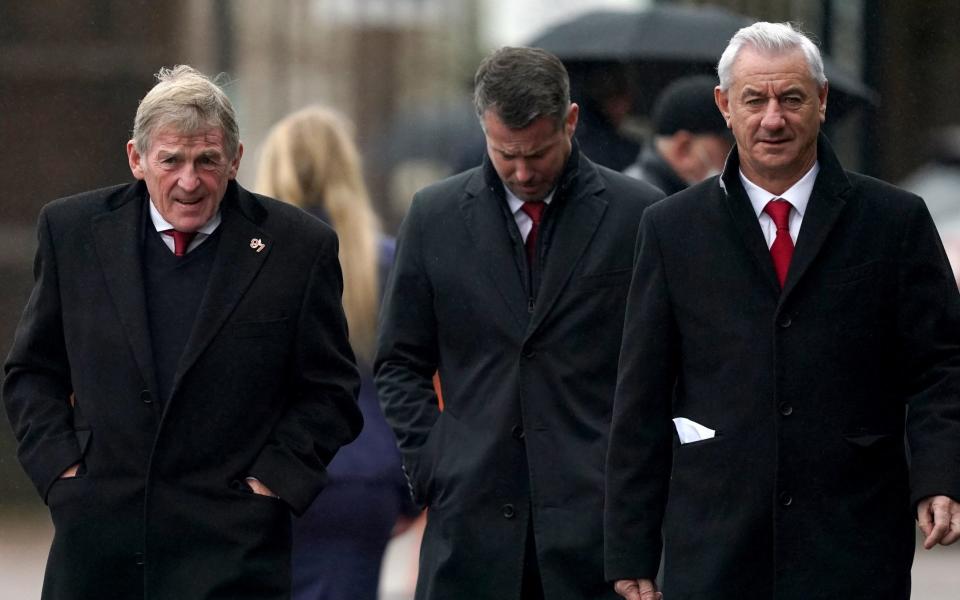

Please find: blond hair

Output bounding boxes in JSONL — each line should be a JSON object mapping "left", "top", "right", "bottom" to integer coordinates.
{"left": 255, "top": 106, "right": 380, "bottom": 360}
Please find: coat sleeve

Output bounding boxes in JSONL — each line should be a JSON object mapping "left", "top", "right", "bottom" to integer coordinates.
{"left": 896, "top": 198, "right": 960, "bottom": 505}
{"left": 604, "top": 209, "right": 679, "bottom": 581}
{"left": 3, "top": 207, "right": 80, "bottom": 501}
{"left": 248, "top": 229, "right": 363, "bottom": 515}
{"left": 374, "top": 195, "right": 442, "bottom": 507}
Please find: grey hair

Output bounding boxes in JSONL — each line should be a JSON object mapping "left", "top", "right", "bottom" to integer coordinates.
{"left": 132, "top": 65, "right": 240, "bottom": 159}
{"left": 717, "top": 22, "right": 826, "bottom": 91}
{"left": 473, "top": 46, "right": 571, "bottom": 130}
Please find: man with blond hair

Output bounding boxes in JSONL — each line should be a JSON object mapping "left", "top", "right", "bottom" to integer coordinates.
{"left": 4, "top": 65, "right": 362, "bottom": 599}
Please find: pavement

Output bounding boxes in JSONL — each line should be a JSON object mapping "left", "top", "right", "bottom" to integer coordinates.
{"left": 2, "top": 509, "right": 957, "bottom": 599}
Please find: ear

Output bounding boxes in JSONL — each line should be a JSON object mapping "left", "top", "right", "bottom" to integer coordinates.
{"left": 127, "top": 140, "right": 145, "bottom": 180}
{"left": 818, "top": 80, "right": 829, "bottom": 124}
{"left": 228, "top": 143, "right": 244, "bottom": 180}
{"left": 565, "top": 103, "right": 580, "bottom": 137}
{"left": 714, "top": 86, "right": 732, "bottom": 128}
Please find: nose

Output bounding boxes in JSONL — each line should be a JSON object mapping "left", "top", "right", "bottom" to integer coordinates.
{"left": 760, "top": 98, "right": 785, "bottom": 130}
{"left": 177, "top": 165, "right": 200, "bottom": 192}
{"left": 514, "top": 160, "right": 533, "bottom": 183}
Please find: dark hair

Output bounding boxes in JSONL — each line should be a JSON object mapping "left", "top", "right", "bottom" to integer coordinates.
{"left": 473, "top": 46, "right": 571, "bottom": 130}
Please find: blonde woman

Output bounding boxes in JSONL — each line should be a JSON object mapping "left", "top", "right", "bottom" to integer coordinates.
{"left": 257, "top": 106, "right": 416, "bottom": 600}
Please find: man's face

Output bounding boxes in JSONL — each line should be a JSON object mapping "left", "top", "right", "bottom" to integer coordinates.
{"left": 483, "top": 104, "right": 578, "bottom": 202}
{"left": 126, "top": 126, "right": 243, "bottom": 232}
{"left": 715, "top": 46, "right": 827, "bottom": 191}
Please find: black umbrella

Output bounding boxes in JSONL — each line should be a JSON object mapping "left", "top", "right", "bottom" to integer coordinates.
{"left": 528, "top": 4, "right": 877, "bottom": 119}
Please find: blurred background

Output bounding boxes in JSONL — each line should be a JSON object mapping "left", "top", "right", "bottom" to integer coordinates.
{"left": 2, "top": 0, "right": 959, "bottom": 597}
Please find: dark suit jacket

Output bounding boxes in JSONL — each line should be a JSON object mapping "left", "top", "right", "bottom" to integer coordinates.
{"left": 375, "top": 149, "right": 663, "bottom": 600}
{"left": 3, "top": 180, "right": 363, "bottom": 600}
{"left": 604, "top": 135, "right": 960, "bottom": 599}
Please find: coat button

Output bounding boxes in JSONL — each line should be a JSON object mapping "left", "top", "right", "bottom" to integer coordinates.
{"left": 778, "top": 316, "right": 792, "bottom": 328}
{"left": 522, "top": 348, "right": 536, "bottom": 359}
{"left": 134, "top": 551, "right": 145, "bottom": 566}
{"left": 511, "top": 425, "right": 525, "bottom": 440}
{"left": 501, "top": 503, "right": 516, "bottom": 519}
{"left": 778, "top": 402, "right": 793, "bottom": 416}
{"left": 139, "top": 389, "right": 152, "bottom": 404}
{"left": 779, "top": 492, "right": 793, "bottom": 507}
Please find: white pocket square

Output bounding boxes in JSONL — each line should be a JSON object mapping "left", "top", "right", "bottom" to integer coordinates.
{"left": 673, "top": 417, "right": 716, "bottom": 444}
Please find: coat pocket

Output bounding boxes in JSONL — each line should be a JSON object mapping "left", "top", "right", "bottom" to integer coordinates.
{"left": 577, "top": 267, "right": 633, "bottom": 290}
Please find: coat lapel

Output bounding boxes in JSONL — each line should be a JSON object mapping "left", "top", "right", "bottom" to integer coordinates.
{"left": 526, "top": 156, "right": 606, "bottom": 336}
{"left": 171, "top": 184, "right": 272, "bottom": 396}
{"left": 92, "top": 183, "right": 159, "bottom": 395}
{"left": 459, "top": 170, "right": 530, "bottom": 329}
{"left": 720, "top": 173, "right": 782, "bottom": 296}
{"left": 780, "top": 135, "right": 851, "bottom": 299}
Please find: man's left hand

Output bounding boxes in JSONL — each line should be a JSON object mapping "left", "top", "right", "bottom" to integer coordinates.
{"left": 245, "top": 477, "right": 279, "bottom": 499}
{"left": 917, "top": 495, "right": 960, "bottom": 549}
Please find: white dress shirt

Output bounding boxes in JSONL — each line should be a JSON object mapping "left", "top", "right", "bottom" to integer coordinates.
{"left": 148, "top": 199, "right": 221, "bottom": 254}
{"left": 504, "top": 185, "right": 554, "bottom": 242}
{"left": 740, "top": 162, "right": 819, "bottom": 248}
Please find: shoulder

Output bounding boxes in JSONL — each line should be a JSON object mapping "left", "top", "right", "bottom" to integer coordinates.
{"left": 594, "top": 162, "right": 664, "bottom": 202}
{"left": 846, "top": 171, "right": 925, "bottom": 211}
{"left": 406, "top": 167, "right": 483, "bottom": 221}
{"left": 42, "top": 183, "right": 136, "bottom": 221}
{"left": 240, "top": 187, "right": 336, "bottom": 243}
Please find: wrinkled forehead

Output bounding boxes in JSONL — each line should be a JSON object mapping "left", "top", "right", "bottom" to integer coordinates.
{"left": 148, "top": 125, "right": 228, "bottom": 151}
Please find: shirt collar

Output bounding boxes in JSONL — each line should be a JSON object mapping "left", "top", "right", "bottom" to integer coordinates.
{"left": 740, "top": 161, "right": 820, "bottom": 219}
{"left": 148, "top": 197, "right": 222, "bottom": 235}
{"left": 504, "top": 185, "right": 554, "bottom": 215}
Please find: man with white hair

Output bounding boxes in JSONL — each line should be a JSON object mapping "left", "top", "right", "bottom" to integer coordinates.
{"left": 604, "top": 22, "right": 960, "bottom": 599}
{"left": 4, "top": 65, "right": 362, "bottom": 599}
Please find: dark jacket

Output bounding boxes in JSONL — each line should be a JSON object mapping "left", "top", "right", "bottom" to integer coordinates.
{"left": 375, "top": 147, "right": 663, "bottom": 600}
{"left": 3, "top": 180, "right": 363, "bottom": 600}
{"left": 623, "top": 143, "right": 688, "bottom": 197}
{"left": 605, "top": 134, "right": 960, "bottom": 599}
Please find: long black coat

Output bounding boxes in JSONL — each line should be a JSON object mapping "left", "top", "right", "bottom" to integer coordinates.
{"left": 375, "top": 150, "right": 662, "bottom": 600}
{"left": 3, "top": 181, "right": 363, "bottom": 600}
{"left": 604, "top": 135, "right": 960, "bottom": 599}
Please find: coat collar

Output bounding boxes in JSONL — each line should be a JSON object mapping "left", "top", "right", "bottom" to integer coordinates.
{"left": 461, "top": 143, "right": 607, "bottom": 335}
{"left": 719, "top": 132, "right": 851, "bottom": 300}
{"left": 93, "top": 180, "right": 272, "bottom": 402}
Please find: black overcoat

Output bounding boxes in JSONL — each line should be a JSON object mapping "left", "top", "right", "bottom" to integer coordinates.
{"left": 375, "top": 150, "right": 662, "bottom": 600}
{"left": 604, "top": 135, "right": 960, "bottom": 599}
{"left": 3, "top": 180, "right": 363, "bottom": 599}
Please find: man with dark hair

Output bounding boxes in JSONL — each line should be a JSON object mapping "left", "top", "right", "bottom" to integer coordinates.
{"left": 376, "top": 46, "right": 662, "bottom": 599}
{"left": 605, "top": 22, "right": 960, "bottom": 600}
{"left": 624, "top": 75, "right": 733, "bottom": 196}
{"left": 3, "top": 65, "right": 363, "bottom": 600}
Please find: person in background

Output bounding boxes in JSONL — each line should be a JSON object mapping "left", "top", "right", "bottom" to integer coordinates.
{"left": 3, "top": 66, "right": 362, "bottom": 600}
{"left": 623, "top": 75, "right": 733, "bottom": 196}
{"left": 256, "top": 105, "right": 418, "bottom": 600}
{"left": 375, "top": 46, "right": 662, "bottom": 600}
{"left": 605, "top": 22, "right": 960, "bottom": 600}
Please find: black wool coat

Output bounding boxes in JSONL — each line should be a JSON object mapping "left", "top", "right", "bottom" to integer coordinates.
{"left": 604, "top": 135, "right": 960, "bottom": 599}
{"left": 375, "top": 149, "right": 663, "bottom": 600}
{"left": 3, "top": 180, "right": 363, "bottom": 600}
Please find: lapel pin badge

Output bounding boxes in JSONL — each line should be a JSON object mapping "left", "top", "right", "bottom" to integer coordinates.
{"left": 250, "top": 238, "right": 266, "bottom": 253}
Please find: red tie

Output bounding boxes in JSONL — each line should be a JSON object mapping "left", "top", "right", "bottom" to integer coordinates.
{"left": 162, "top": 229, "right": 197, "bottom": 257}
{"left": 763, "top": 199, "right": 794, "bottom": 288}
{"left": 520, "top": 201, "right": 546, "bottom": 266}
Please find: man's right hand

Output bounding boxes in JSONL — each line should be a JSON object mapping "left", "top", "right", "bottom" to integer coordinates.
{"left": 59, "top": 463, "right": 80, "bottom": 479}
{"left": 614, "top": 578, "right": 662, "bottom": 600}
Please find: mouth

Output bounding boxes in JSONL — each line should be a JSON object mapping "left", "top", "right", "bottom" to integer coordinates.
{"left": 174, "top": 197, "right": 203, "bottom": 206}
